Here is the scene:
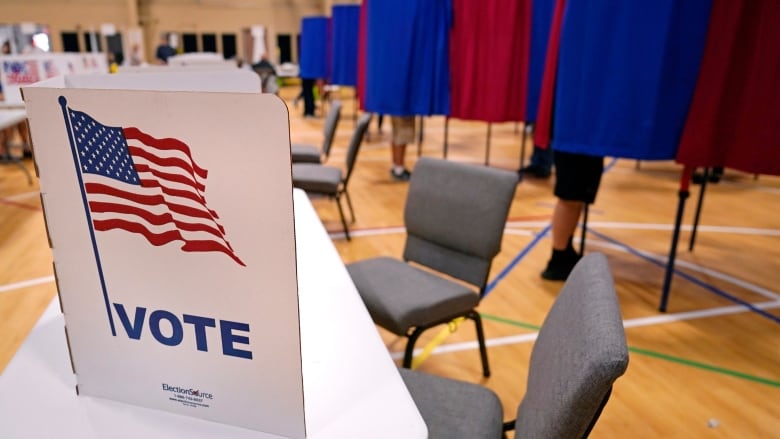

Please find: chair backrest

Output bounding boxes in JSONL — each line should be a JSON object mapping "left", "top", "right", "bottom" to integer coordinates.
{"left": 515, "top": 253, "right": 629, "bottom": 438}
{"left": 403, "top": 158, "right": 518, "bottom": 288}
{"left": 342, "top": 113, "right": 372, "bottom": 186}
{"left": 321, "top": 100, "right": 343, "bottom": 159}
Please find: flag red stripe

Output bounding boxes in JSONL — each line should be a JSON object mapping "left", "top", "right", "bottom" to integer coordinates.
{"left": 93, "top": 218, "right": 185, "bottom": 246}
{"left": 134, "top": 163, "right": 206, "bottom": 192}
{"left": 85, "top": 182, "right": 222, "bottom": 227}
{"left": 89, "top": 201, "right": 227, "bottom": 240}
{"left": 128, "top": 145, "right": 204, "bottom": 184}
{"left": 93, "top": 219, "right": 244, "bottom": 266}
{"left": 123, "top": 127, "right": 208, "bottom": 178}
{"left": 139, "top": 179, "right": 219, "bottom": 218}
{"left": 182, "top": 240, "right": 246, "bottom": 266}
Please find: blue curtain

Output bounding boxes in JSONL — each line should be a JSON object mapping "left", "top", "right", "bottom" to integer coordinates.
{"left": 364, "top": 0, "right": 452, "bottom": 116}
{"left": 299, "top": 16, "right": 330, "bottom": 79}
{"left": 526, "top": 0, "right": 556, "bottom": 123}
{"left": 552, "top": 0, "right": 712, "bottom": 159}
{"left": 330, "top": 5, "right": 360, "bottom": 86}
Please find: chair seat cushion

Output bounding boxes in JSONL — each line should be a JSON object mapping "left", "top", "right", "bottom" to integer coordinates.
{"left": 400, "top": 368, "right": 503, "bottom": 439}
{"left": 292, "top": 164, "right": 342, "bottom": 194}
{"left": 291, "top": 143, "right": 322, "bottom": 163}
{"left": 346, "top": 257, "right": 480, "bottom": 335}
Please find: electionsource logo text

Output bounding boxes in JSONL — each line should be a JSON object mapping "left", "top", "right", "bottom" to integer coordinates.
{"left": 162, "top": 383, "right": 214, "bottom": 400}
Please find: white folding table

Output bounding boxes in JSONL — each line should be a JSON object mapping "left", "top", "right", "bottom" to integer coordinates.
{"left": 0, "top": 108, "right": 32, "bottom": 185}
{"left": 0, "top": 189, "right": 427, "bottom": 439}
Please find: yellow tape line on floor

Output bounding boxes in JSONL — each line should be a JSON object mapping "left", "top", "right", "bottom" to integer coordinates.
{"left": 410, "top": 317, "right": 465, "bottom": 369}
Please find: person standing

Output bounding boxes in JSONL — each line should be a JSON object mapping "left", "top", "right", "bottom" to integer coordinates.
{"left": 389, "top": 116, "right": 414, "bottom": 180}
{"left": 127, "top": 44, "right": 143, "bottom": 66}
{"left": 362, "top": 0, "right": 451, "bottom": 181}
{"left": 252, "top": 56, "right": 279, "bottom": 94}
{"left": 155, "top": 34, "right": 175, "bottom": 64}
{"left": 298, "top": 78, "right": 316, "bottom": 117}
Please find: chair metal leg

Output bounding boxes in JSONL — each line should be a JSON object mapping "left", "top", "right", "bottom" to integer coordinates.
{"left": 468, "top": 310, "right": 491, "bottom": 377}
{"left": 343, "top": 189, "right": 356, "bottom": 224}
{"left": 403, "top": 327, "right": 425, "bottom": 369}
{"left": 403, "top": 314, "right": 489, "bottom": 376}
{"left": 334, "top": 194, "right": 351, "bottom": 241}
{"left": 1, "top": 154, "right": 33, "bottom": 186}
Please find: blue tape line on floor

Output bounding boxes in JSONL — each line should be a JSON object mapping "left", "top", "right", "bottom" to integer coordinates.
{"left": 588, "top": 228, "right": 780, "bottom": 324}
{"left": 485, "top": 224, "right": 551, "bottom": 296}
{"left": 604, "top": 157, "right": 618, "bottom": 172}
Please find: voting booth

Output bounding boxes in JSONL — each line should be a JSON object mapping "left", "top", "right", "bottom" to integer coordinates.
{"left": 22, "top": 71, "right": 307, "bottom": 438}
{"left": 1, "top": 53, "right": 107, "bottom": 103}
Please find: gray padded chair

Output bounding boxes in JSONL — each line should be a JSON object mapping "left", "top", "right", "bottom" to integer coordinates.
{"left": 292, "top": 113, "right": 371, "bottom": 240}
{"left": 399, "top": 253, "right": 629, "bottom": 439}
{"left": 347, "top": 158, "right": 518, "bottom": 376}
{"left": 291, "top": 100, "right": 342, "bottom": 163}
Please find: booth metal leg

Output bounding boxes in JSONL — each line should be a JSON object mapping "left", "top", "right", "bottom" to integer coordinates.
{"left": 518, "top": 123, "right": 528, "bottom": 174}
{"left": 580, "top": 202, "right": 589, "bottom": 254}
{"left": 352, "top": 94, "right": 358, "bottom": 124}
{"left": 689, "top": 168, "right": 709, "bottom": 252}
{"left": 661, "top": 188, "right": 690, "bottom": 312}
{"left": 417, "top": 116, "right": 424, "bottom": 157}
{"left": 443, "top": 117, "right": 449, "bottom": 159}
{"left": 485, "top": 123, "right": 492, "bottom": 166}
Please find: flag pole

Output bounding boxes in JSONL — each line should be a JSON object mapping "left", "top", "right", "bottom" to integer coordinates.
{"left": 58, "top": 96, "right": 117, "bottom": 336}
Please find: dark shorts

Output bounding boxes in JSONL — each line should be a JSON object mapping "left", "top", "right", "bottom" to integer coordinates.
{"left": 553, "top": 150, "right": 604, "bottom": 204}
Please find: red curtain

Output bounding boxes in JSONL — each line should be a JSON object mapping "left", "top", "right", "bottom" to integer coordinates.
{"left": 356, "top": 0, "right": 368, "bottom": 109}
{"left": 676, "top": 0, "right": 780, "bottom": 175}
{"left": 532, "top": 0, "right": 566, "bottom": 148}
{"left": 449, "top": 0, "right": 531, "bottom": 122}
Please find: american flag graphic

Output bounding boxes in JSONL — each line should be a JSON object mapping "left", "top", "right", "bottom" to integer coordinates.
{"left": 3, "top": 60, "right": 40, "bottom": 85}
{"left": 43, "top": 60, "right": 60, "bottom": 79}
{"left": 64, "top": 103, "right": 245, "bottom": 266}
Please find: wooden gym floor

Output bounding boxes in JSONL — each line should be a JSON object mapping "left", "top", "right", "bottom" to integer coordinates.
{"left": 1, "top": 86, "right": 778, "bottom": 437}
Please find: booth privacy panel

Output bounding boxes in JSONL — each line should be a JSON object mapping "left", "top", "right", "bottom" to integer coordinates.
{"left": 549, "top": 0, "right": 712, "bottom": 160}
{"left": 330, "top": 5, "right": 360, "bottom": 86}
{"left": 300, "top": 16, "right": 330, "bottom": 79}
{"left": 676, "top": 0, "right": 780, "bottom": 176}
{"left": 363, "top": 0, "right": 452, "bottom": 116}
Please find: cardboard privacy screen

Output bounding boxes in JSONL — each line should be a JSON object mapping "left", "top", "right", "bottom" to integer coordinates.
{"left": 22, "top": 75, "right": 305, "bottom": 438}
{"left": 0, "top": 53, "right": 107, "bottom": 103}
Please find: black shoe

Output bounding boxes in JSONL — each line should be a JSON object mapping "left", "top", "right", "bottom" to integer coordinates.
{"left": 519, "top": 164, "right": 551, "bottom": 179}
{"left": 692, "top": 168, "right": 723, "bottom": 185}
{"left": 390, "top": 168, "right": 412, "bottom": 181}
{"left": 541, "top": 248, "right": 581, "bottom": 281}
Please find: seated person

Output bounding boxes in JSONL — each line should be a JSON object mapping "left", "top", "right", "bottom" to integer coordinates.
{"left": 252, "top": 57, "right": 279, "bottom": 94}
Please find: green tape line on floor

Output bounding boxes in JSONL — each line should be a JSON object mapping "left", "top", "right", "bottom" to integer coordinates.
{"left": 480, "top": 312, "right": 780, "bottom": 388}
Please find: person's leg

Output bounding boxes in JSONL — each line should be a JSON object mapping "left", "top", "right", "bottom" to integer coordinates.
{"left": 392, "top": 143, "right": 407, "bottom": 166}
{"left": 541, "top": 198, "right": 583, "bottom": 280}
{"left": 551, "top": 199, "right": 583, "bottom": 250}
{"left": 536, "top": 145, "right": 554, "bottom": 173}
{"left": 542, "top": 151, "right": 603, "bottom": 280}
{"left": 692, "top": 166, "right": 724, "bottom": 184}
{"left": 302, "top": 78, "right": 316, "bottom": 116}
{"left": 390, "top": 116, "right": 414, "bottom": 181}
{"left": 520, "top": 146, "right": 553, "bottom": 178}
